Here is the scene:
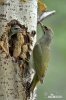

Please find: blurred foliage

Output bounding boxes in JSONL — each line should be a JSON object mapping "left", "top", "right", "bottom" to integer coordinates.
{"left": 37, "top": 0, "right": 66, "bottom": 100}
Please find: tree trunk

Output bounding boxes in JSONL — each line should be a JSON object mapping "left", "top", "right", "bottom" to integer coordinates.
{"left": 0, "top": 0, "right": 37, "bottom": 100}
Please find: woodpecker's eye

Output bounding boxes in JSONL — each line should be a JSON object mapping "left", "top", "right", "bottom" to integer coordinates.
{"left": 44, "top": 26, "right": 48, "bottom": 30}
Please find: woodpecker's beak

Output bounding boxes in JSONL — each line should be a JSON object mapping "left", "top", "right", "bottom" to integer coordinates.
{"left": 39, "top": 22, "right": 44, "bottom": 30}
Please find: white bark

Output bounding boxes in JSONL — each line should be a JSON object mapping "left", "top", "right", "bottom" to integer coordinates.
{"left": 0, "top": 0, "right": 37, "bottom": 100}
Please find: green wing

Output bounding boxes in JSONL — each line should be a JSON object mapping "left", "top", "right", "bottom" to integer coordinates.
{"left": 33, "top": 43, "right": 50, "bottom": 83}
{"left": 33, "top": 43, "right": 44, "bottom": 82}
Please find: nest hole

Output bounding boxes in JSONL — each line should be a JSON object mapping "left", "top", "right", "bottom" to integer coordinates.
{"left": 5, "top": 20, "right": 35, "bottom": 67}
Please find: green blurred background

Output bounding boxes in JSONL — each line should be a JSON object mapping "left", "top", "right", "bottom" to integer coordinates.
{"left": 37, "top": 0, "right": 66, "bottom": 100}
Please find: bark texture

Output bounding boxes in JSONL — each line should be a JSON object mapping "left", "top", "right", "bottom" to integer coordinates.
{"left": 0, "top": 0, "right": 37, "bottom": 100}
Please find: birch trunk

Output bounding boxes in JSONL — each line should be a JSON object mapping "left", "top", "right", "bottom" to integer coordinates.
{"left": 0, "top": 0, "right": 37, "bottom": 100}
